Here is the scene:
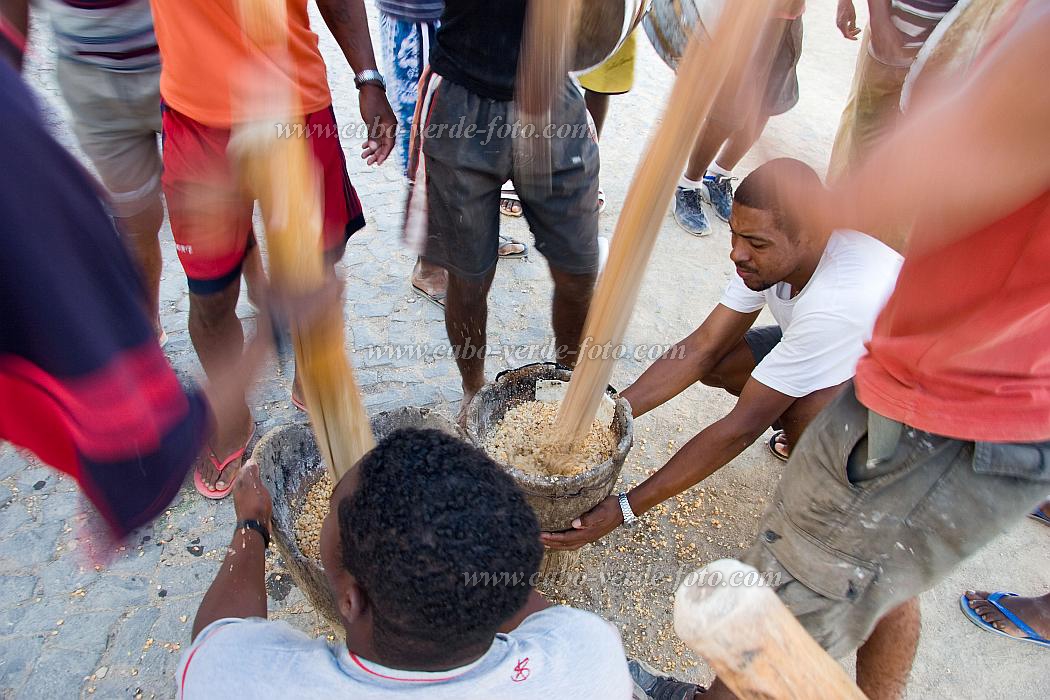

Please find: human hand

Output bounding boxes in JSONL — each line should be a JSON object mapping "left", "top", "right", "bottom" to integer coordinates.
{"left": 540, "top": 495, "right": 623, "bottom": 551}
{"left": 836, "top": 0, "right": 861, "bottom": 40}
{"left": 233, "top": 461, "right": 273, "bottom": 524}
{"left": 358, "top": 84, "right": 396, "bottom": 166}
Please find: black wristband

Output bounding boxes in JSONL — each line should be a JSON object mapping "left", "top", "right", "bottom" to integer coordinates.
{"left": 236, "top": 519, "right": 270, "bottom": 549}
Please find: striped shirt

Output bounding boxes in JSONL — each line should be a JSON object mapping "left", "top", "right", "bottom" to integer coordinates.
{"left": 885, "top": 0, "right": 959, "bottom": 62}
{"left": 46, "top": 0, "right": 159, "bottom": 72}
{"left": 375, "top": 0, "right": 444, "bottom": 22}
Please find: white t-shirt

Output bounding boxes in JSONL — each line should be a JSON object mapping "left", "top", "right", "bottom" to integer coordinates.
{"left": 720, "top": 230, "right": 902, "bottom": 398}
{"left": 177, "top": 607, "right": 633, "bottom": 699}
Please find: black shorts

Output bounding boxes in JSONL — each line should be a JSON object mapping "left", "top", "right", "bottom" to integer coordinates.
{"left": 409, "top": 71, "right": 600, "bottom": 278}
{"left": 744, "top": 325, "right": 783, "bottom": 365}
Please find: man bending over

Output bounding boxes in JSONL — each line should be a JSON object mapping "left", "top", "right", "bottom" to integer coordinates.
{"left": 179, "top": 428, "right": 634, "bottom": 698}
{"left": 543, "top": 159, "right": 901, "bottom": 551}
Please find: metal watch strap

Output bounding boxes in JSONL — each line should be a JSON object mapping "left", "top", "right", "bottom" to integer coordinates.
{"left": 236, "top": 519, "right": 270, "bottom": 549}
{"left": 354, "top": 69, "right": 386, "bottom": 90}
{"left": 618, "top": 492, "right": 639, "bottom": 527}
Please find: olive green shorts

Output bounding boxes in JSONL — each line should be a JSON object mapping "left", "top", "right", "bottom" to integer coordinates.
{"left": 742, "top": 382, "right": 1050, "bottom": 658}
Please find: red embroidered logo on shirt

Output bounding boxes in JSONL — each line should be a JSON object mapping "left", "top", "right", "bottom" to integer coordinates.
{"left": 512, "top": 657, "right": 530, "bottom": 682}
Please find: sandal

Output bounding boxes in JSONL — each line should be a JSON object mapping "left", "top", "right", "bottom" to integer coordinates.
{"left": 959, "top": 592, "right": 1050, "bottom": 649}
{"left": 768, "top": 430, "right": 790, "bottom": 462}
{"left": 411, "top": 282, "right": 446, "bottom": 310}
{"left": 597, "top": 187, "right": 607, "bottom": 214}
{"left": 500, "top": 181, "right": 523, "bottom": 217}
{"left": 498, "top": 235, "right": 528, "bottom": 259}
{"left": 628, "top": 658, "right": 703, "bottom": 700}
{"left": 194, "top": 425, "right": 256, "bottom": 500}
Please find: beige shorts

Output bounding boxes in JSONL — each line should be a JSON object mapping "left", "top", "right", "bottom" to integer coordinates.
{"left": 56, "top": 59, "right": 162, "bottom": 218}
{"left": 743, "top": 382, "right": 1050, "bottom": 659}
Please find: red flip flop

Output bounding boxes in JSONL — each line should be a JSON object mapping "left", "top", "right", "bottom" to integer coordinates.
{"left": 194, "top": 425, "right": 256, "bottom": 500}
{"left": 291, "top": 394, "right": 309, "bottom": 412}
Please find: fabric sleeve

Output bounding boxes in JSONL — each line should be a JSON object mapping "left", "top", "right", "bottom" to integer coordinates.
{"left": 750, "top": 309, "right": 868, "bottom": 397}
{"left": 0, "top": 61, "right": 210, "bottom": 539}
{"left": 719, "top": 274, "right": 768, "bottom": 314}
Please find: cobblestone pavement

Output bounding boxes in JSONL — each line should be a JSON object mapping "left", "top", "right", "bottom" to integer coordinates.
{"left": 4, "top": 2, "right": 1048, "bottom": 699}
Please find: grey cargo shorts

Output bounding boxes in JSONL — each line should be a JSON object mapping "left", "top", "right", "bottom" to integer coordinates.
{"left": 742, "top": 381, "right": 1050, "bottom": 658}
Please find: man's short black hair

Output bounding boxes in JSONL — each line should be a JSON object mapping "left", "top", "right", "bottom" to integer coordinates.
{"left": 338, "top": 427, "right": 542, "bottom": 654}
{"left": 733, "top": 158, "right": 823, "bottom": 237}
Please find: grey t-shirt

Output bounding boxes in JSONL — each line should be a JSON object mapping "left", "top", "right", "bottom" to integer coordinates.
{"left": 178, "top": 606, "right": 633, "bottom": 698}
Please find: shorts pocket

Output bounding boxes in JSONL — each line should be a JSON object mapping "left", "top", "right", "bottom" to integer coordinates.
{"left": 759, "top": 504, "right": 879, "bottom": 602}
{"left": 972, "top": 441, "right": 1050, "bottom": 482}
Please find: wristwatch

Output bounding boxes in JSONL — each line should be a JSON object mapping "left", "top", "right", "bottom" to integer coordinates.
{"left": 236, "top": 519, "right": 270, "bottom": 549}
{"left": 354, "top": 69, "right": 386, "bottom": 91}
{"left": 617, "top": 493, "right": 639, "bottom": 527}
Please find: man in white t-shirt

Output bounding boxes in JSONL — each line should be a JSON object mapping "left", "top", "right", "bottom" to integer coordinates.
{"left": 542, "top": 158, "right": 901, "bottom": 555}
{"left": 178, "top": 427, "right": 633, "bottom": 699}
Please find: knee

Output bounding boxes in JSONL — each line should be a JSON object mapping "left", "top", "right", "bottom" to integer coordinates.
{"left": 189, "top": 286, "right": 239, "bottom": 329}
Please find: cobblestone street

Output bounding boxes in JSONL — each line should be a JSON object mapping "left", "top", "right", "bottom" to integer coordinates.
{"left": 3, "top": 1, "right": 1047, "bottom": 698}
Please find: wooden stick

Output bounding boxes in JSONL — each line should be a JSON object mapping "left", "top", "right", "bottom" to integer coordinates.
{"left": 673, "top": 559, "right": 867, "bottom": 700}
{"left": 554, "top": 0, "right": 771, "bottom": 444}
{"left": 231, "top": 0, "right": 374, "bottom": 480}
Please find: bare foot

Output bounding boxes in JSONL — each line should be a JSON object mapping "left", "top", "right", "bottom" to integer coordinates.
{"left": 500, "top": 197, "right": 522, "bottom": 217}
{"left": 965, "top": 591, "right": 1050, "bottom": 639}
{"left": 411, "top": 258, "right": 448, "bottom": 298}
{"left": 498, "top": 236, "right": 527, "bottom": 257}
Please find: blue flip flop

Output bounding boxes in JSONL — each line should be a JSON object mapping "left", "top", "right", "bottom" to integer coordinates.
{"left": 1029, "top": 508, "right": 1050, "bottom": 527}
{"left": 959, "top": 592, "right": 1050, "bottom": 649}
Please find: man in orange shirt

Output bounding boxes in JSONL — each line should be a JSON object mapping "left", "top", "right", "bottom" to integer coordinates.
{"left": 700, "top": 2, "right": 1050, "bottom": 699}
{"left": 150, "top": 0, "right": 396, "bottom": 499}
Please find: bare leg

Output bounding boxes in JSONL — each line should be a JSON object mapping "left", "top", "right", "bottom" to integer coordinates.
{"left": 188, "top": 280, "right": 253, "bottom": 490}
{"left": 446, "top": 266, "right": 497, "bottom": 412}
{"left": 777, "top": 382, "right": 847, "bottom": 449}
{"left": 241, "top": 239, "right": 268, "bottom": 310}
{"left": 684, "top": 121, "right": 735, "bottom": 181}
{"left": 549, "top": 266, "right": 596, "bottom": 368}
{"left": 114, "top": 194, "right": 164, "bottom": 335}
{"left": 856, "top": 598, "right": 921, "bottom": 700}
{"left": 713, "top": 114, "right": 770, "bottom": 173}
{"left": 584, "top": 89, "right": 610, "bottom": 139}
{"left": 699, "top": 338, "right": 757, "bottom": 397}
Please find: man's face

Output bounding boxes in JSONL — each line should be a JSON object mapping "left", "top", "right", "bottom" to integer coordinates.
{"left": 728, "top": 204, "right": 800, "bottom": 291}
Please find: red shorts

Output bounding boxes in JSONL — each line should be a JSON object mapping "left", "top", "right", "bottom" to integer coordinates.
{"left": 161, "top": 105, "right": 365, "bottom": 294}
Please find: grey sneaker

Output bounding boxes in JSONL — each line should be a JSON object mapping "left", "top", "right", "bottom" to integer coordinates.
{"left": 673, "top": 186, "right": 710, "bottom": 236}
{"left": 629, "top": 658, "right": 703, "bottom": 700}
{"left": 702, "top": 174, "right": 735, "bottom": 223}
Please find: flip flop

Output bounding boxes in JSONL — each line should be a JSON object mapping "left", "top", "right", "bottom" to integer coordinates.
{"left": 1029, "top": 508, "right": 1050, "bottom": 527}
{"left": 500, "top": 182, "right": 523, "bottom": 218}
{"left": 768, "top": 430, "right": 790, "bottom": 462}
{"left": 959, "top": 592, "right": 1050, "bottom": 649}
{"left": 597, "top": 187, "right": 607, "bottom": 214}
{"left": 411, "top": 283, "right": 446, "bottom": 310}
{"left": 498, "top": 235, "right": 528, "bottom": 260}
{"left": 194, "top": 425, "right": 256, "bottom": 500}
{"left": 291, "top": 394, "right": 308, "bottom": 412}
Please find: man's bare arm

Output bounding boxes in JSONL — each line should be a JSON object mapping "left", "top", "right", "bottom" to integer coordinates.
{"left": 822, "top": 6, "right": 1050, "bottom": 254}
{"left": 620, "top": 305, "right": 759, "bottom": 418}
{"left": 314, "top": 0, "right": 379, "bottom": 73}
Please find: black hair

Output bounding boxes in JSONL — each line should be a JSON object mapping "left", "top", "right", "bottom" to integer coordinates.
{"left": 338, "top": 427, "right": 542, "bottom": 656}
{"left": 734, "top": 158, "right": 823, "bottom": 237}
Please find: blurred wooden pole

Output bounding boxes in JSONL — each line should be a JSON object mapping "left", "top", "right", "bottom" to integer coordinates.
{"left": 232, "top": 0, "right": 374, "bottom": 480}
{"left": 674, "top": 560, "right": 867, "bottom": 700}
{"left": 555, "top": 0, "right": 771, "bottom": 443}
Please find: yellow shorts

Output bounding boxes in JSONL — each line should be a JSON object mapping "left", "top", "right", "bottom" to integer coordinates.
{"left": 578, "top": 31, "right": 637, "bottom": 95}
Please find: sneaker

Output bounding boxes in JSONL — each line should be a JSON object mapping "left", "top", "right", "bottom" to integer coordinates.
{"left": 702, "top": 174, "right": 735, "bottom": 222}
{"left": 629, "top": 658, "right": 703, "bottom": 700}
{"left": 673, "top": 186, "right": 710, "bottom": 236}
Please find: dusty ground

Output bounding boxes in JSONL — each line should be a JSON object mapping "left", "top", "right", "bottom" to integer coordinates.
{"left": 3, "top": 0, "right": 1047, "bottom": 697}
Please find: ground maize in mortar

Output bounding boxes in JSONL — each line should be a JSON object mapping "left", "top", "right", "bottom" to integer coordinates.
{"left": 484, "top": 400, "right": 616, "bottom": 477}
{"left": 294, "top": 471, "right": 333, "bottom": 562}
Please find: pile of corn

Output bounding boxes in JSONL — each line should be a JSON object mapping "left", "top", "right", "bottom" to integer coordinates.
{"left": 294, "top": 471, "right": 333, "bottom": 562}
{"left": 484, "top": 400, "right": 616, "bottom": 477}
